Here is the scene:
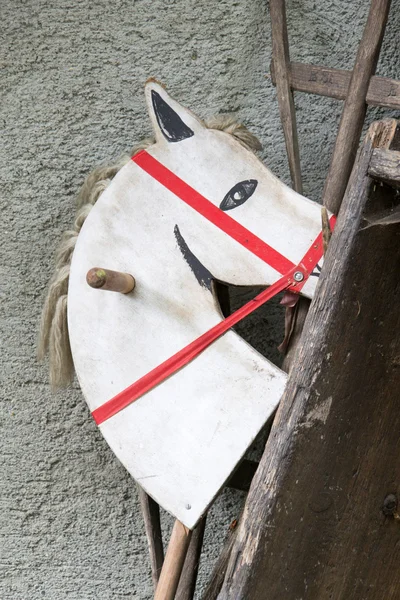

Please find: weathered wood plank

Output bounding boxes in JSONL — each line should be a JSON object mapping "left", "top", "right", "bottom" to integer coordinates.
{"left": 322, "top": 0, "right": 391, "bottom": 214}
{"left": 270, "top": 0, "right": 303, "bottom": 193}
{"left": 369, "top": 148, "right": 400, "bottom": 188}
{"left": 218, "top": 119, "right": 400, "bottom": 599}
{"left": 270, "top": 61, "right": 400, "bottom": 110}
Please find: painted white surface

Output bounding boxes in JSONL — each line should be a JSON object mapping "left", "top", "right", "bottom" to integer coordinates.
{"left": 68, "top": 82, "right": 324, "bottom": 528}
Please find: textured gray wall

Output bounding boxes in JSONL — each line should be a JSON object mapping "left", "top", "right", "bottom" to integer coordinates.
{"left": 1, "top": 0, "right": 399, "bottom": 598}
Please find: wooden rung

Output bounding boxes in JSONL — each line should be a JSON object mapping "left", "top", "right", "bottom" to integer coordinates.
{"left": 270, "top": 61, "right": 400, "bottom": 111}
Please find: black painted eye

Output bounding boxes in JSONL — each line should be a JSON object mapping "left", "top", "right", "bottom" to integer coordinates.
{"left": 219, "top": 180, "right": 258, "bottom": 211}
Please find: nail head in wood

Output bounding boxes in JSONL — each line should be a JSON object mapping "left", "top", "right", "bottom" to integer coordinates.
{"left": 382, "top": 494, "right": 398, "bottom": 517}
{"left": 86, "top": 268, "right": 135, "bottom": 294}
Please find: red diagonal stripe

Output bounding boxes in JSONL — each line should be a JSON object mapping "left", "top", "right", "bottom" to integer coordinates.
{"left": 91, "top": 153, "right": 336, "bottom": 425}
{"left": 132, "top": 150, "right": 295, "bottom": 275}
{"left": 92, "top": 269, "right": 296, "bottom": 425}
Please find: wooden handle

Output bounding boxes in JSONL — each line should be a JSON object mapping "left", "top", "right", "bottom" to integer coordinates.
{"left": 86, "top": 268, "right": 135, "bottom": 294}
{"left": 154, "top": 520, "right": 192, "bottom": 600}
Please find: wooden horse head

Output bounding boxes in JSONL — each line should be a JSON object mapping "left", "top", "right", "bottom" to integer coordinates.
{"left": 68, "top": 81, "right": 331, "bottom": 528}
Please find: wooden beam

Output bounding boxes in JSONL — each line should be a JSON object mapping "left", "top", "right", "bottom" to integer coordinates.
{"left": 270, "top": 61, "right": 400, "bottom": 110}
{"left": 269, "top": 0, "right": 303, "bottom": 193}
{"left": 217, "top": 119, "right": 400, "bottom": 600}
{"left": 322, "top": 0, "right": 392, "bottom": 214}
{"left": 369, "top": 148, "right": 400, "bottom": 188}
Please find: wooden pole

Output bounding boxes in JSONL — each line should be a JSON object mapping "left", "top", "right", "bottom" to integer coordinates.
{"left": 322, "top": 0, "right": 391, "bottom": 213}
{"left": 175, "top": 516, "right": 207, "bottom": 600}
{"left": 138, "top": 487, "right": 164, "bottom": 589}
{"left": 270, "top": 0, "right": 303, "bottom": 193}
{"left": 154, "top": 520, "right": 192, "bottom": 600}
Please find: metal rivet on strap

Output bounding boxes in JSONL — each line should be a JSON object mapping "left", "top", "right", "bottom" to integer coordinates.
{"left": 293, "top": 271, "right": 304, "bottom": 282}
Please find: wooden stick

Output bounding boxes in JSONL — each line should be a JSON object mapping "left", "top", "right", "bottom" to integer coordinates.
{"left": 86, "top": 267, "right": 135, "bottom": 294}
{"left": 154, "top": 520, "right": 192, "bottom": 600}
{"left": 321, "top": 207, "right": 332, "bottom": 254}
{"left": 270, "top": 0, "right": 303, "bottom": 193}
{"left": 270, "top": 61, "right": 400, "bottom": 111}
{"left": 138, "top": 487, "right": 164, "bottom": 590}
{"left": 175, "top": 516, "right": 207, "bottom": 600}
{"left": 322, "top": 0, "right": 391, "bottom": 214}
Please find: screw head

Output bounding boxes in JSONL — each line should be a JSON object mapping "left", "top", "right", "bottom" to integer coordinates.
{"left": 383, "top": 494, "right": 398, "bottom": 516}
{"left": 293, "top": 271, "right": 304, "bottom": 282}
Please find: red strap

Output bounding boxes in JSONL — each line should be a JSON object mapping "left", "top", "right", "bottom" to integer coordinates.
{"left": 92, "top": 268, "right": 296, "bottom": 425}
{"left": 133, "top": 151, "right": 295, "bottom": 275}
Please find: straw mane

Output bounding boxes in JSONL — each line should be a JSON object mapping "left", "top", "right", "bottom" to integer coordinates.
{"left": 38, "top": 115, "right": 262, "bottom": 389}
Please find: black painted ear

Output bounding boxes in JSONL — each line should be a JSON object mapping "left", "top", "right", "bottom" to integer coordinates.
{"left": 151, "top": 90, "right": 194, "bottom": 143}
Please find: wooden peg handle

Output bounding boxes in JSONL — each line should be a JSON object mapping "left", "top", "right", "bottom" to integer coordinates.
{"left": 86, "top": 268, "right": 135, "bottom": 294}
{"left": 154, "top": 520, "right": 192, "bottom": 600}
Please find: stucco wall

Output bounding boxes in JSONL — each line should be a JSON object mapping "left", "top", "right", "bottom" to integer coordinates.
{"left": 1, "top": 0, "right": 399, "bottom": 598}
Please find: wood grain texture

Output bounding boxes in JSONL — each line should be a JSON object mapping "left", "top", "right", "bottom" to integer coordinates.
{"left": 217, "top": 119, "right": 400, "bottom": 599}
{"left": 138, "top": 487, "right": 164, "bottom": 589}
{"left": 369, "top": 148, "right": 400, "bottom": 188}
{"left": 154, "top": 520, "right": 192, "bottom": 600}
{"left": 322, "top": 0, "right": 391, "bottom": 214}
{"left": 270, "top": 61, "right": 400, "bottom": 110}
{"left": 270, "top": 0, "right": 302, "bottom": 193}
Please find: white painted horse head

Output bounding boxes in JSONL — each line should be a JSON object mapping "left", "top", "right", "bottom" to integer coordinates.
{"left": 68, "top": 81, "right": 330, "bottom": 528}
